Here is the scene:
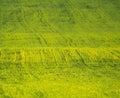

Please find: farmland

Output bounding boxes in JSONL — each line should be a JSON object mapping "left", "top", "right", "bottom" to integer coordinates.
{"left": 0, "top": 0, "right": 120, "bottom": 98}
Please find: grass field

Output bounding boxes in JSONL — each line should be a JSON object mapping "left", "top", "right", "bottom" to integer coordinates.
{"left": 0, "top": 0, "right": 120, "bottom": 98}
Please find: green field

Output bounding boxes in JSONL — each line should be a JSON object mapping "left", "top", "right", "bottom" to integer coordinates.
{"left": 0, "top": 0, "right": 120, "bottom": 98}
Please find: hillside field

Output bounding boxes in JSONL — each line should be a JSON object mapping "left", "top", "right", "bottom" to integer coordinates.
{"left": 0, "top": 0, "right": 120, "bottom": 98}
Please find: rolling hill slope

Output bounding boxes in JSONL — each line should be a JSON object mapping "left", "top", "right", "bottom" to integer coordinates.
{"left": 0, "top": 0, "right": 120, "bottom": 33}
{"left": 0, "top": 0, "right": 120, "bottom": 98}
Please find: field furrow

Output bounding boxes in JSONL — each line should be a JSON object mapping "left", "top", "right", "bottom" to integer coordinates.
{"left": 0, "top": 0, "right": 120, "bottom": 98}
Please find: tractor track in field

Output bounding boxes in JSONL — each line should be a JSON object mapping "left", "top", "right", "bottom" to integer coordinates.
{"left": 75, "top": 50, "right": 87, "bottom": 66}
{"left": 110, "top": 50, "right": 120, "bottom": 59}
{"left": 0, "top": 48, "right": 119, "bottom": 67}
{"left": 0, "top": 0, "right": 120, "bottom": 98}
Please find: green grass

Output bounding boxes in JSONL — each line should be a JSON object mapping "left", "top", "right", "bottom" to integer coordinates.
{"left": 0, "top": 0, "right": 120, "bottom": 98}
{"left": 0, "top": 48, "right": 120, "bottom": 98}
{"left": 0, "top": 0, "right": 120, "bottom": 33}
{"left": 0, "top": 32, "right": 120, "bottom": 48}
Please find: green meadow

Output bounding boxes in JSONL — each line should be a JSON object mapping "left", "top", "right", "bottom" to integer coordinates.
{"left": 0, "top": 0, "right": 120, "bottom": 98}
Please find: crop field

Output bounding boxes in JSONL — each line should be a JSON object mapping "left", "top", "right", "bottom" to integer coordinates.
{"left": 0, "top": 0, "right": 120, "bottom": 98}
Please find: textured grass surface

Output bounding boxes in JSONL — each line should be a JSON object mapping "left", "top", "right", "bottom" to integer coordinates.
{"left": 0, "top": 32, "right": 120, "bottom": 48}
{"left": 0, "top": 0, "right": 120, "bottom": 98}
{"left": 0, "top": 0, "right": 120, "bottom": 33}
{"left": 0, "top": 48, "right": 120, "bottom": 98}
